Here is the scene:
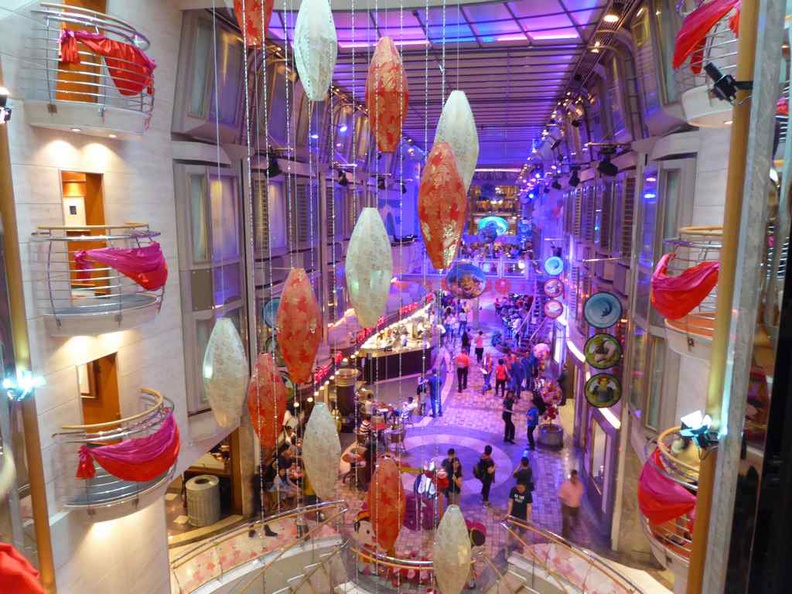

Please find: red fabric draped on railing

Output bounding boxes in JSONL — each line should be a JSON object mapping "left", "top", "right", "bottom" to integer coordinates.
{"left": 673, "top": 0, "right": 740, "bottom": 73}
{"left": 76, "top": 414, "right": 180, "bottom": 482}
{"left": 74, "top": 241, "right": 168, "bottom": 291}
{"left": 651, "top": 253, "right": 719, "bottom": 320}
{"left": 59, "top": 29, "right": 157, "bottom": 96}
{"left": 0, "top": 543, "right": 44, "bottom": 594}
{"left": 638, "top": 450, "right": 697, "bottom": 525}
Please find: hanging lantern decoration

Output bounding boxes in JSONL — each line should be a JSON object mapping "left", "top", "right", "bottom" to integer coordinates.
{"left": 346, "top": 207, "right": 393, "bottom": 328}
{"left": 276, "top": 268, "right": 322, "bottom": 385}
{"left": 368, "top": 456, "right": 406, "bottom": 552}
{"left": 233, "top": 0, "right": 274, "bottom": 47}
{"left": 434, "top": 90, "right": 479, "bottom": 191}
{"left": 247, "top": 353, "right": 288, "bottom": 450}
{"left": 433, "top": 505, "right": 472, "bottom": 594}
{"left": 366, "top": 37, "right": 408, "bottom": 153}
{"left": 494, "top": 277, "right": 511, "bottom": 295}
{"left": 302, "top": 402, "right": 341, "bottom": 500}
{"left": 418, "top": 141, "right": 468, "bottom": 271}
{"left": 202, "top": 318, "right": 249, "bottom": 428}
{"left": 293, "top": 0, "right": 337, "bottom": 102}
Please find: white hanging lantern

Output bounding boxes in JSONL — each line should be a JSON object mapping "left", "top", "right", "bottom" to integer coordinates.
{"left": 302, "top": 402, "right": 341, "bottom": 500}
{"left": 293, "top": 0, "right": 337, "bottom": 102}
{"left": 345, "top": 207, "right": 393, "bottom": 328}
{"left": 434, "top": 90, "right": 479, "bottom": 191}
{"left": 202, "top": 318, "right": 249, "bottom": 428}
{"left": 433, "top": 504, "right": 472, "bottom": 594}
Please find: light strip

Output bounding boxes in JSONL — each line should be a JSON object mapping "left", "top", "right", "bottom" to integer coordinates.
{"left": 474, "top": 168, "right": 523, "bottom": 172}
{"left": 529, "top": 32, "right": 579, "bottom": 41}
{"left": 601, "top": 407, "right": 622, "bottom": 430}
{"left": 566, "top": 337, "right": 586, "bottom": 364}
{"left": 339, "top": 39, "right": 430, "bottom": 49}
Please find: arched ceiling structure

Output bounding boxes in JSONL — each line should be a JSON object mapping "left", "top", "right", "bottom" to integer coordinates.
{"left": 266, "top": 0, "right": 625, "bottom": 168}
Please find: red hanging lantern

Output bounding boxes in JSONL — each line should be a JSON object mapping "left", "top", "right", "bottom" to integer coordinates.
{"left": 368, "top": 456, "right": 406, "bottom": 552}
{"left": 234, "top": 0, "right": 274, "bottom": 47}
{"left": 418, "top": 141, "right": 468, "bottom": 271}
{"left": 494, "top": 278, "right": 511, "bottom": 294}
{"left": 366, "top": 37, "right": 408, "bottom": 153}
{"left": 276, "top": 268, "right": 323, "bottom": 384}
{"left": 247, "top": 353, "right": 287, "bottom": 450}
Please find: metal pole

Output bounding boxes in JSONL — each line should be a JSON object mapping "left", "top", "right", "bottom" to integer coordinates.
{"left": 0, "top": 61, "right": 57, "bottom": 592}
{"left": 686, "top": 1, "right": 761, "bottom": 591}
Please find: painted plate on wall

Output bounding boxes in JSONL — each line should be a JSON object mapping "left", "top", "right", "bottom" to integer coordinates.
{"left": 262, "top": 298, "right": 281, "bottom": 328}
{"left": 264, "top": 336, "right": 286, "bottom": 367}
{"left": 583, "top": 292, "right": 622, "bottom": 329}
{"left": 544, "top": 299, "right": 564, "bottom": 319}
{"left": 445, "top": 263, "right": 487, "bottom": 299}
{"left": 584, "top": 373, "right": 622, "bottom": 408}
{"left": 543, "top": 256, "right": 564, "bottom": 276}
{"left": 544, "top": 278, "right": 563, "bottom": 298}
{"left": 477, "top": 216, "right": 509, "bottom": 236}
{"left": 584, "top": 334, "right": 622, "bottom": 370}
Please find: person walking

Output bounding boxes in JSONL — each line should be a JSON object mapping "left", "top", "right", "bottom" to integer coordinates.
{"left": 427, "top": 369, "right": 442, "bottom": 417}
{"left": 508, "top": 352, "right": 522, "bottom": 398}
{"left": 481, "top": 352, "right": 494, "bottom": 394}
{"left": 445, "top": 458, "right": 463, "bottom": 506}
{"left": 458, "top": 305, "right": 469, "bottom": 335}
{"left": 435, "top": 321, "right": 446, "bottom": 347}
{"left": 474, "top": 331, "right": 485, "bottom": 364}
{"left": 455, "top": 350, "right": 470, "bottom": 392}
{"left": 494, "top": 359, "right": 509, "bottom": 397}
{"left": 416, "top": 375, "right": 428, "bottom": 415}
{"left": 460, "top": 329, "right": 471, "bottom": 352}
{"left": 558, "top": 470, "right": 584, "bottom": 539}
{"left": 446, "top": 313, "right": 458, "bottom": 349}
{"left": 505, "top": 482, "right": 532, "bottom": 549}
{"left": 502, "top": 391, "right": 516, "bottom": 443}
{"left": 475, "top": 445, "right": 496, "bottom": 506}
{"left": 526, "top": 404, "right": 539, "bottom": 450}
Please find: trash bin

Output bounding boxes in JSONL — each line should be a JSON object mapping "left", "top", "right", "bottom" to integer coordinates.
{"left": 186, "top": 474, "right": 221, "bottom": 527}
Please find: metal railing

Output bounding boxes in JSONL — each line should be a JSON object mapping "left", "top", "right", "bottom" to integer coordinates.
{"left": 25, "top": 3, "right": 154, "bottom": 122}
{"left": 31, "top": 223, "right": 164, "bottom": 331}
{"left": 169, "top": 500, "right": 348, "bottom": 594}
{"left": 52, "top": 388, "right": 176, "bottom": 512}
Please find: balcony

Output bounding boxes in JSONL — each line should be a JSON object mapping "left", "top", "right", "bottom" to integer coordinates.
{"left": 674, "top": 3, "right": 738, "bottom": 128}
{"left": 31, "top": 223, "right": 166, "bottom": 337}
{"left": 53, "top": 388, "right": 178, "bottom": 521}
{"left": 24, "top": 3, "right": 154, "bottom": 139}
{"left": 659, "top": 227, "right": 721, "bottom": 361}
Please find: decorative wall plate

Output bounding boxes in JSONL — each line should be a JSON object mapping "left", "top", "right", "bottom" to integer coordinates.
{"left": 544, "top": 299, "right": 564, "bottom": 319}
{"left": 477, "top": 216, "right": 509, "bottom": 236}
{"left": 544, "top": 256, "right": 564, "bottom": 276}
{"left": 543, "top": 278, "right": 563, "bottom": 298}
{"left": 262, "top": 298, "right": 281, "bottom": 328}
{"left": 584, "top": 373, "right": 622, "bottom": 408}
{"left": 583, "top": 292, "right": 622, "bottom": 329}
{"left": 584, "top": 334, "right": 622, "bottom": 370}
{"left": 444, "top": 263, "right": 486, "bottom": 299}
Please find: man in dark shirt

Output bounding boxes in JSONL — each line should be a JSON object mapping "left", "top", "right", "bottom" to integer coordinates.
{"left": 477, "top": 445, "right": 496, "bottom": 506}
{"left": 512, "top": 457, "right": 533, "bottom": 488}
{"left": 507, "top": 482, "right": 531, "bottom": 522}
{"left": 441, "top": 448, "right": 460, "bottom": 474}
{"left": 502, "top": 392, "right": 516, "bottom": 443}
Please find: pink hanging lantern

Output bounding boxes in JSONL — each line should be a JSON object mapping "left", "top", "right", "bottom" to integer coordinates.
{"left": 276, "top": 268, "right": 322, "bottom": 385}
{"left": 367, "top": 456, "right": 406, "bottom": 552}
{"left": 494, "top": 278, "right": 511, "bottom": 294}
{"left": 418, "top": 142, "right": 468, "bottom": 271}
{"left": 247, "top": 353, "right": 288, "bottom": 450}
{"left": 366, "top": 37, "right": 408, "bottom": 153}
{"left": 234, "top": 0, "right": 274, "bottom": 47}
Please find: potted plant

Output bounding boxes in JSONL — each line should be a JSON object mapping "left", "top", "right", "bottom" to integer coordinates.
{"left": 536, "top": 377, "right": 564, "bottom": 449}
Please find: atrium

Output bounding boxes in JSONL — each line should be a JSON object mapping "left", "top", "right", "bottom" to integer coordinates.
{"left": 0, "top": 0, "right": 789, "bottom": 593}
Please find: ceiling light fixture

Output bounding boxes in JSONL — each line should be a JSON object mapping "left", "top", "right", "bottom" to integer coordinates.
{"left": 70, "top": 127, "right": 81, "bottom": 133}
{"left": 337, "top": 169, "right": 349, "bottom": 187}
{"left": 0, "top": 87, "right": 11, "bottom": 124}
{"left": 267, "top": 152, "right": 282, "bottom": 178}
{"left": 568, "top": 168, "right": 580, "bottom": 187}
{"left": 108, "top": 133, "right": 117, "bottom": 139}
{"left": 597, "top": 156, "right": 618, "bottom": 177}
{"left": 603, "top": 2, "right": 624, "bottom": 24}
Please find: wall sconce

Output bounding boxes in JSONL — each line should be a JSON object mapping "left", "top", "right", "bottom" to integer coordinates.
{"left": 0, "top": 87, "right": 12, "bottom": 124}
{"left": 679, "top": 410, "right": 719, "bottom": 449}
{"left": 3, "top": 371, "right": 45, "bottom": 401}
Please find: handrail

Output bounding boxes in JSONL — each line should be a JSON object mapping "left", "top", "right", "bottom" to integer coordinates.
{"left": 655, "top": 425, "right": 701, "bottom": 476}
{"left": 502, "top": 517, "right": 644, "bottom": 593}
{"left": 59, "top": 388, "right": 164, "bottom": 432}
{"left": 348, "top": 546, "right": 435, "bottom": 571}
{"left": 280, "top": 543, "right": 347, "bottom": 593}
{"left": 33, "top": 3, "right": 150, "bottom": 47}
{"left": 170, "top": 500, "right": 347, "bottom": 569}
{"left": 36, "top": 223, "right": 152, "bottom": 232}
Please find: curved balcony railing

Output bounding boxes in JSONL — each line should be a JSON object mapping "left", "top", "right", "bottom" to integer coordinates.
{"left": 661, "top": 226, "right": 721, "bottom": 359}
{"left": 31, "top": 223, "right": 164, "bottom": 336}
{"left": 24, "top": 3, "right": 154, "bottom": 137}
{"left": 53, "top": 388, "right": 176, "bottom": 518}
{"left": 673, "top": 2, "right": 739, "bottom": 126}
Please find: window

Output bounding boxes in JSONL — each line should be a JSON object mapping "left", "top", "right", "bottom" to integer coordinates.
{"left": 639, "top": 172, "right": 658, "bottom": 267}
{"left": 645, "top": 338, "right": 667, "bottom": 430}
{"left": 189, "top": 175, "right": 209, "bottom": 262}
{"left": 590, "top": 422, "right": 607, "bottom": 494}
{"left": 188, "top": 23, "right": 212, "bottom": 116}
{"left": 630, "top": 326, "right": 647, "bottom": 409}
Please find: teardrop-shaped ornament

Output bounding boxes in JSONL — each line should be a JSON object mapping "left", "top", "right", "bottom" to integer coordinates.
{"left": 434, "top": 90, "right": 479, "bottom": 191}
{"left": 293, "top": 0, "right": 337, "bottom": 102}
{"left": 302, "top": 402, "right": 341, "bottom": 500}
{"left": 276, "top": 268, "right": 323, "bottom": 385}
{"left": 202, "top": 318, "right": 249, "bottom": 428}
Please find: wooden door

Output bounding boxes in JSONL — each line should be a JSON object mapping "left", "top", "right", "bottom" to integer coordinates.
{"left": 80, "top": 353, "right": 120, "bottom": 426}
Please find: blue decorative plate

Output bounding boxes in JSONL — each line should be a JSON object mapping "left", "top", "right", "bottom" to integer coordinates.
{"left": 262, "top": 298, "right": 281, "bottom": 328}
{"left": 584, "top": 292, "right": 622, "bottom": 329}
{"left": 544, "top": 256, "right": 564, "bottom": 276}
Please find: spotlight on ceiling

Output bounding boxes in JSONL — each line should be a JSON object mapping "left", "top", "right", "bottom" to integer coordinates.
{"left": 704, "top": 62, "right": 753, "bottom": 103}
{"left": 377, "top": 177, "right": 387, "bottom": 190}
{"left": 401, "top": 183, "right": 407, "bottom": 195}
{"left": 266, "top": 152, "right": 282, "bottom": 178}
{"left": 568, "top": 168, "right": 580, "bottom": 187}
{"left": 603, "top": 1, "right": 623, "bottom": 24}
{"left": 679, "top": 410, "right": 718, "bottom": 449}
{"left": 551, "top": 178, "right": 562, "bottom": 191}
{"left": 337, "top": 169, "right": 349, "bottom": 187}
{"left": 597, "top": 156, "right": 619, "bottom": 177}
{"left": 543, "top": 185, "right": 551, "bottom": 194}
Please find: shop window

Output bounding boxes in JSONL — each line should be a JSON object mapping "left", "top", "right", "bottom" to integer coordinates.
{"left": 189, "top": 175, "right": 209, "bottom": 263}
{"left": 589, "top": 422, "right": 607, "bottom": 494}
{"left": 78, "top": 353, "right": 120, "bottom": 426}
{"left": 645, "top": 338, "right": 667, "bottom": 430}
{"left": 630, "top": 326, "right": 647, "bottom": 410}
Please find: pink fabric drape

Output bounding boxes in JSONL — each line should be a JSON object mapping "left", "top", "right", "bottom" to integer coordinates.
{"left": 638, "top": 451, "right": 697, "bottom": 525}
{"left": 651, "top": 253, "right": 719, "bottom": 320}
{"left": 76, "top": 414, "right": 180, "bottom": 482}
{"left": 59, "top": 30, "right": 156, "bottom": 96}
{"left": 74, "top": 241, "right": 168, "bottom": 291}
{"left": 673, "top": 0, "right": 740, "bottom": 73}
